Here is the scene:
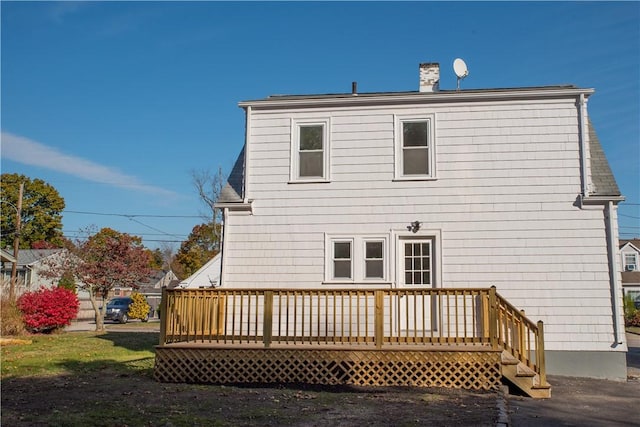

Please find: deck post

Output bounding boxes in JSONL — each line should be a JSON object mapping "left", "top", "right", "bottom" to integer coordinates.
{"left": 263, "top": 291, "right": 274, "bottom": 348}
{"left": 375, "top": 290, "right": 384, "bottom": 349}
{"left": 159, "top": 287, "right": 168, "bottom": 345}
{"left": 488, "top": 286, "right": 498, "bottom": 350}
{"left": 536, "top": 320, "right": 546, "bottom": 385}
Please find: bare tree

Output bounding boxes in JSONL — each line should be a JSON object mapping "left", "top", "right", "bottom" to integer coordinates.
{"left": 191, "top": 166, "right": 226, "bottom": 250}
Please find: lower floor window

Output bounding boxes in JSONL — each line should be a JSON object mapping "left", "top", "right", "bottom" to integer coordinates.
{"left": 327, "top": 236, "right": 387, "bottom": 282}
{"left": 333, "top": 240, "right": 352, "bottom": 279}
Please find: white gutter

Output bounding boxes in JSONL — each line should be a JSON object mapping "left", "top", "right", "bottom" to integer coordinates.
{"left": 578, "top": 93, "right": 590, "bottom": 197}
{"left": 607, "top": 201, "right": 624, "bottom": 345}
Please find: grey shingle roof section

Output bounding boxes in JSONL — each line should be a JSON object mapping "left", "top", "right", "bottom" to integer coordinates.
{"left": 588, "top": 119, "right": 621, "bottom": 197}
{"left": 218, "top": 145, "right": 245, "bottom": 203}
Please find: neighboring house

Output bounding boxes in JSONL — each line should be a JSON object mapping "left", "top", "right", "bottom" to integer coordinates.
{"left": 0, "top": 249, "right": 94, "bottom": 320}
{"left": 178, "top": 253, "right": 221, "bottom": 288}
{"left": 0, "top": 249, "right": 66, "bottom": 294}
{"left": 213, "top": 62, "right": 626, "bottom": 380}
{"left": 135, "top": 269, "right": 180, "bottom": 317}
{"left": 620, "top": 239, "right": 640, "bottom": 304}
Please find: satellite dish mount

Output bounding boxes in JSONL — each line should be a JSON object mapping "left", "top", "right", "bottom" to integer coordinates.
{"left": 453, "top": 58, "right": 469, "bottom": 91}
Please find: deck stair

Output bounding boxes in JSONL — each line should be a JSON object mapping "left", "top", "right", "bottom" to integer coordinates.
{"left": 501, "top": 351, "right": 551, "bottom": 398}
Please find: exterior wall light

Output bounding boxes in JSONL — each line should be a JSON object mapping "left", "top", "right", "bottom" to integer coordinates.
{"left": 407, "top": 221, "right": 421, "bottom": 233}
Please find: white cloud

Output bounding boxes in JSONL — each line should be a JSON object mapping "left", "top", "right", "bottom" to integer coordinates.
{"left": 1, "top": 132, "right": 178, "bottom": 197}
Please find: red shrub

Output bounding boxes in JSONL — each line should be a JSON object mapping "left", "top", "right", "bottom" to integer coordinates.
{"left": 17, "top": 287, "right": 79, "bottom": 333}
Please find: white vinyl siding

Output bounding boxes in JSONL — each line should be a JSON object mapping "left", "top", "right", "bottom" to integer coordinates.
{"left": 223, "top": 95, "right": 621, "bottom": 354}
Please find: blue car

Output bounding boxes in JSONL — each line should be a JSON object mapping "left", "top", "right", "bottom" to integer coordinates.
{"left": 104, "top": 296, "right": 152, "bottom": 323}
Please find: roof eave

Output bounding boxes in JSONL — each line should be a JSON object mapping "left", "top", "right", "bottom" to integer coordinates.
{"left": 580, "top": 194, "right": 625, "bottom": 205}
{"left": 239, "top": 87, "right": 595, "bottom": 109}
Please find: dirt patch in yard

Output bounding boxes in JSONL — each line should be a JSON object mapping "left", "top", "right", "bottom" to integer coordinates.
{"left": 2, "top": 370, "right": 498, "bottom": 426}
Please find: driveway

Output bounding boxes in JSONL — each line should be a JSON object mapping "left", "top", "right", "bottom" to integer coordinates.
{"left": 508, "top": 332, "right": 640, "bottom": 426}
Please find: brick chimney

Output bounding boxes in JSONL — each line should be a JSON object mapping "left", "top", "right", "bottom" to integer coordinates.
{"left": 419, "top": 62, "right": 440, "bottom": 92}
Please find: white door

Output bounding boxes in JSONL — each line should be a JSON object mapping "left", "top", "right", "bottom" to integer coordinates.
{"left": 397, "top": 239, "right": 436, "bottom": 335}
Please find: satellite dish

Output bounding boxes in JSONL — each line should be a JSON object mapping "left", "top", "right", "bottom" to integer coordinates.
{"left": 453, "top": 58, "right": 469, "bottom": 90}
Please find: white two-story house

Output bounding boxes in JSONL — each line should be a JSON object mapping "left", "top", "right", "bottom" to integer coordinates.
{"left": 214, "top": 62, "right": 626, "bottom": 380}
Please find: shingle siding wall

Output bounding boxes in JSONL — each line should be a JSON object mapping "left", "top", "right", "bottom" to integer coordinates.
{"left": 223, "top": 97, "right": 618, "bottom": 352}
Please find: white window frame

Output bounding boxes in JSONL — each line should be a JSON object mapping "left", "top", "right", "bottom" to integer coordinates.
{"left": 624, "top": 253, "right": 638, "bottom": 271}
{"left": 325, "top": 235, "right": 388, "bottom": 283}
{"left": 363, "top": 238, "right": 386, "bottom": 281}
{"left": 290, "top": 118, "right": 331, "bottom": 183}
{"left": 330, "top": 238, "right": 353, "bottom": 281}
{"left": 394, "top": 113, "right": 436, "bottom": 180}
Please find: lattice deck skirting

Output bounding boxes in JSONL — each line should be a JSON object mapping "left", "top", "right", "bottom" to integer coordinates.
{"left": 154, "top": 346, "right": 502, "bottom": 391}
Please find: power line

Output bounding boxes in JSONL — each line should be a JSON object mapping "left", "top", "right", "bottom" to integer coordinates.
{"left": 620, "top": 214, "right": 640, "bottom": 220}
{"left": 63, "top": 210, "right": 202, "bottom": 219}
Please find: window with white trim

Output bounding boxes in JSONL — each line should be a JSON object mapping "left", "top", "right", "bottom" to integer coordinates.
{"left": 394, "top": 114, "right": 436, "bottom": 179}
{"left": 624, "top": 253, "right": 638, "bottom": 271}
{"left": 332, "top": 240, "right": 352, "bottom": 280}
{"left": 364, "top": 240, "right": 384, "bottom": 279}
{"left": 326, "top": 236, "right": 387, "bottom": 283}
{"left": 291, "top": 118, "right": 330, "bottom": 182}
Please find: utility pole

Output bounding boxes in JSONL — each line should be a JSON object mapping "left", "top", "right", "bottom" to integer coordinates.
{"left": 9, "top": 182, "right": 23, "bottom": 301}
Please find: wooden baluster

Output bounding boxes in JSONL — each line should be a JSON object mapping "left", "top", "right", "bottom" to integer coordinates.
{"left": 263, "top": 290, "right": 273, "bottom": 348}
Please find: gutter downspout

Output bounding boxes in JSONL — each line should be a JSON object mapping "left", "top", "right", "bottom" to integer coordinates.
{"left": 218, "top": 208, "right": 228, "bottom": 287}
{"left": 578, "top": 93, "right": 589, "bottom": 198}
{"left": 606, "top": 201, "right": 624, "bottom": 345}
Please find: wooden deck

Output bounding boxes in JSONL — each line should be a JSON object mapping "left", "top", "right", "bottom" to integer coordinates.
{"left": 154, "top": 287, "right": 549, "bottom": 397}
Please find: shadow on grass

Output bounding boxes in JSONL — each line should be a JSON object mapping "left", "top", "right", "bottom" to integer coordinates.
{"left": 1, "top": 356, "right": 159, "bottom": 427}
{"left": 94, "top": 331, "right": 159, "bottom": 352}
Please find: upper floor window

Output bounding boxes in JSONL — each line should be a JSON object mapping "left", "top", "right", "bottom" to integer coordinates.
{"left": 291, "top": 118, "right": 331, "bottom": 182}
{"left": 394, "top": 114, "right": 436, "bottom": 180}
{"left": 625, "top": 253, "right": 638, "bottom": 271}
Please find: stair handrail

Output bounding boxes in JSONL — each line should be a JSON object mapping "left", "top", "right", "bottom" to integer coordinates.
{"left": 491, "top": 286, "right": 546, "bottom": 383}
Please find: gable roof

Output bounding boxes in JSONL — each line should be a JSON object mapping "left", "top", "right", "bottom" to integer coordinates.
{"left": 5, "top": 249, "right": 64, "bottom": 267}
{"left": 588, "top": 120, "right": 621, "bottom": 197}
{"left": 620, "top": 240, "right": 640, "bottom": 252}
{"left": 1, "top": 249, "right": 16, "bottom": 263}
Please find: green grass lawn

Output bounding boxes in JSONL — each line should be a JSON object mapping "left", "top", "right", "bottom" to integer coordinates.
{"left": 1, "top": 331, "right": 157, "bottom": 378}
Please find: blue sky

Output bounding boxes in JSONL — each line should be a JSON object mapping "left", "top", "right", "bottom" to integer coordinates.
{"left": 2, "top": 1, "right": 639, "bottom": 249}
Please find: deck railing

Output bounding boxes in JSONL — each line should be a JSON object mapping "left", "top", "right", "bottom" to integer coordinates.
{"left": 159, "top": 286, "right": 545, "bottom": 381}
